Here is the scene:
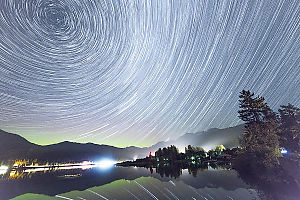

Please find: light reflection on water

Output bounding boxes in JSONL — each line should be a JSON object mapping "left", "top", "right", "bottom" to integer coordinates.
{"left": 0, "top": 165, "right": 261, "bottom": 200}
{"left": 6, "top": 159, "right": 117, "bottom": 179}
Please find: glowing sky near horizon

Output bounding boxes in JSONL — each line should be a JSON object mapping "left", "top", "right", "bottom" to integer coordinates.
{"left": 0, "top": 0, "right": 299, "bottom": 147}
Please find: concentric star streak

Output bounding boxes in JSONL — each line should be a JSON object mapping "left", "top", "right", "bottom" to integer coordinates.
{"left": 0, "top": 0, "right": 299, "bottom": 147}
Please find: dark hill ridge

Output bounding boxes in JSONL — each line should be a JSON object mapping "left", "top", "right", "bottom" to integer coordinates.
{"left": 0, "top": 130, "right": 135, "bottom": 162}
{"left": 0, "top": 124, "right": 244, "bottom": 162}
{"left": 34, "top": 142, "right": 135, "bottom": 162}
{"left": 0, "top": 129, "right": 37, "bottom": 149}
{"left": 0, "top": 129, "right": 39, "bottom": 161}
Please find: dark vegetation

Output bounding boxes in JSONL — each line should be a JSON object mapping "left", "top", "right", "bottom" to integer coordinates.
{"left": 118, "top": 144, "right": 236, "bottom": 170}
{"left": 233, "top": 90, "right": 300, "bottom": 200}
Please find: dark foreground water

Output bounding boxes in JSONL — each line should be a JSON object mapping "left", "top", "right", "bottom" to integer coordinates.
{"left": 0, "top": 164, "right": 261, "bottom": 200}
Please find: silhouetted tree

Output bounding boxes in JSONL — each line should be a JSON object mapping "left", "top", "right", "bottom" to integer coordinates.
{"left": 279, "top": 103, "right": 300, "bottom": 153}
{"left": 155, "top": 148, "right": 163, "bottom": 158}
{"left": 168, "top": 145, "right": 179, "bottom": 161}
{"left": 185, "top": 145, "right": 206, "bottom": 159}
{"left": 237, "top": 90, "right": 281, "bottom": 168}
{"left": 155, "top": 145, "right": 179, "bottom": 162}
{"left": 207, "top": 150, "right": 215, "bottom": 160}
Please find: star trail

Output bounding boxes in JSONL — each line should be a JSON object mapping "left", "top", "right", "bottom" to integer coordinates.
{"left": 0, "top": 0, "right": 299, "bottom": 147}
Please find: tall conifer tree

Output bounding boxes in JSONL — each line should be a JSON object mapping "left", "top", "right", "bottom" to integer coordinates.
{"left": 238, "top": 90, "right": 280, "bottom": 167}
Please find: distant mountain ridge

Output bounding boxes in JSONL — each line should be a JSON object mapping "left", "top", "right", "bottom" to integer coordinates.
{"left": 132, "top": 124, "right": 244, "bottom": 158}
{"left": 0, "top": 124, "right": 244, "bottom": 162}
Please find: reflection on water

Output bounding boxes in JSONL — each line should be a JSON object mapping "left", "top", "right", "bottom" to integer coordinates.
{"left": 7, "top": 160, "right": 116, "bottom": 179}
{"left": 0, "top": 163, "right": 260, "bottom": 200}
{"left": 14, "top": 176, "right": 258, "bottom": 200}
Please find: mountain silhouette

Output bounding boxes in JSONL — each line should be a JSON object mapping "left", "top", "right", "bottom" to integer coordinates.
{"left": 0, "top": 124, "right": 244, "bottom": 162}
{"left": 0, "top": 129, "right": 39, "bottom": 161}
{"left": 0, "top": 129, "right": 135, "bottom": 162}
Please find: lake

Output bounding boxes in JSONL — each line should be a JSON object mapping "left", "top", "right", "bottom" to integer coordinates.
{"left": 0, "top": 163, "right": 261, "bottom": 200}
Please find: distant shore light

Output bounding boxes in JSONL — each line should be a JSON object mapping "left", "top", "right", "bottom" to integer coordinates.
{"left": 280, "top": 149, "right": 288, "bottom": 154}
{"left": 0, "top": 166, "right": 8, "bottom": 175}
{"left": 279, "top": 147, "right": 288, "bottom": 154}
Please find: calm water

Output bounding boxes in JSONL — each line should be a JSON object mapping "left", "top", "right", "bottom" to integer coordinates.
{"left": 0, "top": 164, "right": 260, "bottom": 200}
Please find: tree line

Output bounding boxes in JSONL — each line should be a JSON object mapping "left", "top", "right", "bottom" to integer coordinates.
{"left": 152, "top": 144, "right": 228, "bottom": 163}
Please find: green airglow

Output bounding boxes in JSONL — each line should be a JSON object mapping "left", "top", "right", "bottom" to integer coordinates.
{"left": 0, "top": 128, "right": 155, "bottom": 148}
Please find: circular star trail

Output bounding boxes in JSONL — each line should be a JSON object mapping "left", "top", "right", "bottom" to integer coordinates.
{"left": 0, "top": 0, "right": 299, "bottom": 147}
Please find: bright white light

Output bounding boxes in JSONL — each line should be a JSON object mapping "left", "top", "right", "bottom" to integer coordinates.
{"left": 0, "top": 166, "right": 8, "bottom": 175}
{"left": 281, "top": 149, "right": 288, "bottom": 154}
{"left": 95, "top": 159, "right": 116, "bottom": 169}
{"left": 280, "top": 147, "right": 288, "bottom": 154}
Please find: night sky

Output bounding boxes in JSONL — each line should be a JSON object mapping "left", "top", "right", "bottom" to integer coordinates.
{"left": 0, "top": 0, "right": 299, "bottom": 147}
